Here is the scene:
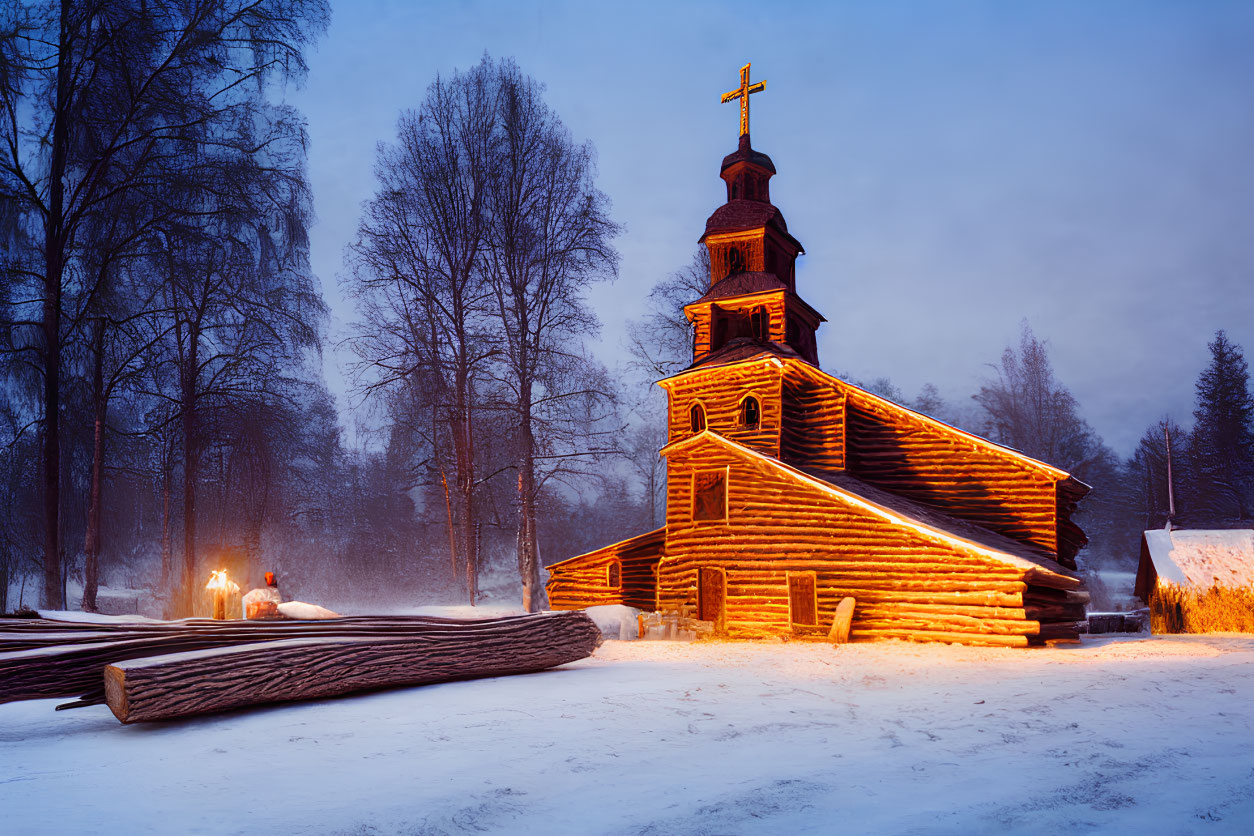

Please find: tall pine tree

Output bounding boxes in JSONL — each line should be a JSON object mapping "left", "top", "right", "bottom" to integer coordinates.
{"left": 1189, "top": 330, "right": 1254, "bottom": 524}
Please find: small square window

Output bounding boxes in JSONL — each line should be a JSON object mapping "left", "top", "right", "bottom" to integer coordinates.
{"left": 692, "top": 469, "right": 728, "bottom": 522}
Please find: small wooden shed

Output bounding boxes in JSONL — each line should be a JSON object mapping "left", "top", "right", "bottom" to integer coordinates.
{"left": 1135, "top": 529, "right": 1254, "bottom": 601}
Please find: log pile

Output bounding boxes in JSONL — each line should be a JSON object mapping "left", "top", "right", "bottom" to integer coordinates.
{"left": 0, "top": 612, "right": 601, "bottom": 722}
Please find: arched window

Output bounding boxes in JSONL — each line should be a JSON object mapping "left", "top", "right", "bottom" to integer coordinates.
{"left": 727, "top": 246, "right": 744, "bottom": 274}
{"left": 608, "top": 560, "right": 621, "bottom": 589}
{"left": 749, "top": 306, "right": 769, "bottom": 341}
{"left": 690, "top": 403, "right": 706, "bottom": 433}
{"left": 740, "top": 396, "right": 760, "bottom": 428}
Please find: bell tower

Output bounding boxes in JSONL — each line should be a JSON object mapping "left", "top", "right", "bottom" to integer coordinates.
{"left": 685, "top": 64, "right": 824, "bottom": 367}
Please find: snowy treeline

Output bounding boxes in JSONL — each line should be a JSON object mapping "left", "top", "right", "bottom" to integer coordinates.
{"left": 0, "top": 29, "right": 647, "bottom": 616}
{"left": 342, "top": 56, "right": 622, "bottom": 613}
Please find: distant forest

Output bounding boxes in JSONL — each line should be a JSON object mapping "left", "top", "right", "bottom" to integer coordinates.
{"left": 3, "top": 2, "right": 1252, "bottom": 616}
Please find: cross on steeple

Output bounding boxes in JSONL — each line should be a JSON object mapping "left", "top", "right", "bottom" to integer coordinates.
{"left": 720, "top": 63, "right": 766, "bottom": 138}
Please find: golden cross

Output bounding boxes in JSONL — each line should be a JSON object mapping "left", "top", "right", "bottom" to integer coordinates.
{"left": 720, "top": 63, "right": 766, "bottom": 138}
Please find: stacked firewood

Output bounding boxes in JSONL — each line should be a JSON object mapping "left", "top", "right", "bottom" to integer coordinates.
{"left": 0, "top": 612, "right": 601, "bottom": 723}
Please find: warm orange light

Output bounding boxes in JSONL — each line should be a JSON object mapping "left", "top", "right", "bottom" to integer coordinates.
{"left": 205, "top": 569, "right": 231, "bottom": 591}
{"left": 205, "top": 570, "right": 239, "bottom": 620}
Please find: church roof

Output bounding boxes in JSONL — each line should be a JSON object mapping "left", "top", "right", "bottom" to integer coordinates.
{"left": 700, "top": 200, "right": 788, "bottom": 241}
{"left": 660, "top": 431, "right": 1082, "bottom": 588}
{"left": 807, "top": 467, "right": 1075, "bottom": 582}
{"left": 720, "top": 139, "right": 776, "bottom": 174}
{"left": 546, "top": 527, "right": 666, "bottom": 571}
{"left": 690, "top": 271, "right": 786, "bottom": 304}
{"left": 686, "top": 338, "right": 801, "bottom": 370}
{"left": 787, "top": 359, "right": 1086, "bottom": 486}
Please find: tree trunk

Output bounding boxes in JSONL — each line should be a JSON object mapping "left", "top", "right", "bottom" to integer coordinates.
{"left": 82, "top": 321, "right": 106, "bottom": 612}
{"left": 0, "top": 541, "right": 8, "bottom": 615}
{"left": 517, "top": 446, "right": 542, "bottom": 613}
{"left": 453, "top": 365, "right": 477, "bottom": 605}
{"left": 40, "top": 0, "right": 73, "bottom": 610}
{"left": 441, "top": 470, "right": 458, "bottom": 584}
{"left": 160, "top": 447, "right": 172, "bottom": 599}
{"left": 178, "top": 339, "right": 200, "bottom": 618}
{"left": 515, "top": 379, "right": 545, "bottom": 613}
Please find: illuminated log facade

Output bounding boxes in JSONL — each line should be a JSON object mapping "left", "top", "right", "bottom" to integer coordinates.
{"left": 547, "top": 527, "right": 664, "bottom": 612}
{"left": 545, "top": 128, "right": 1089, "bottom": 645}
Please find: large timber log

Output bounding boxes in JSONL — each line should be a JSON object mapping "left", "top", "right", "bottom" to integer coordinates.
{"left": 103, "top": 610, "right": 601, "bottom": 723}
{"left": 0, "top": 614, "right": 600, "bottom": 706}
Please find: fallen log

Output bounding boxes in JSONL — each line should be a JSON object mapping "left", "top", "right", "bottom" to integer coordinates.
{"left": 0, "top": 614, "right": 590, "bottom": 705}
{"left": 103, "top": 611, "right": 601, "bottom": 723}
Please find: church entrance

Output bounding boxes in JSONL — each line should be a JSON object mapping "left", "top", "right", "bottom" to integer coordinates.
{"left": 698, "top": 567, "right": 725, "bottom": 627}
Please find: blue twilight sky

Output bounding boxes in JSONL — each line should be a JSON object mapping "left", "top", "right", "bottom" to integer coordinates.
{"left": 287, "top": 0, "right": 1254, "bottom": 456}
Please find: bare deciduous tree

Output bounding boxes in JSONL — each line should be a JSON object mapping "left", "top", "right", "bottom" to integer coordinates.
{"left": 625, "top": 248, "right": 709, "bottom": 380}
{"left": 974, "top": 322, "right": 1106, "bottom": 477}
{"left": 346, "top": 62, "right": 498, "bottom": 604}
{"left": 484, "top": 60, "right": 620, "bottom": 612}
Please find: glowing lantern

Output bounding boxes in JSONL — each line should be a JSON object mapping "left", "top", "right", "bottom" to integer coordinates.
{"left": 205, "top": 570, "right": 239, "bottom": 620}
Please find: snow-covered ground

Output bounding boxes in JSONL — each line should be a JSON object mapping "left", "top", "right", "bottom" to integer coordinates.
{"left": 3, "top": 628, "right": 1254, "bottom": 834}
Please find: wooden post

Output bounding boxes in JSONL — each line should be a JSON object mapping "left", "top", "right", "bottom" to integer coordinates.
{"left": 1164, "top": 424, "right": 1176, "bottom": 529}
{"left": 829, "top": 596, "right": 855, "bottom": 644}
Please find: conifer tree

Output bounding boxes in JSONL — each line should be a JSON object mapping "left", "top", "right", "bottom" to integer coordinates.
{"left": 1189, "top": 330, "right": 1254, "bottom": 523}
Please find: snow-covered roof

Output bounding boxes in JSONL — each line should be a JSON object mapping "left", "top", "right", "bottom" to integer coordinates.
{"left": 1141, "top": 529, "right": 1254, "bottom": 589}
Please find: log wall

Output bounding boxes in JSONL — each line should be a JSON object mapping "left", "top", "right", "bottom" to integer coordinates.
{"left": 664, "top": 362, "right": 782, "bottom": 457}
{"left": 690, "top": 292, "right": 788, "bottom": 360}
{"left": 780, "top": 365, "right": 845, "bottom": 471}
{"left": 658, "top": 439, "right": 1070, "bottom": 644}
{"left": 841, "top": 388, "right": 1062, "bottom": 560}
{"left": 546, "top": 528, "right": 664, "bottom": 611}
{"left": 1055, "top": 479, "right": 1089, "bottom": 568}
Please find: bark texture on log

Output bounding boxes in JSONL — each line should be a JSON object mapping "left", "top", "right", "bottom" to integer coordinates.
{"left": 104, "top": 611, "right": 600, "bottom": 723}
{"left": 0, "top": 614, "right": 600, "bottom": 707}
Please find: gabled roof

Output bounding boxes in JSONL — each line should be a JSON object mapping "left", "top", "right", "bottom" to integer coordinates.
{"left": 1140, "top": 529, "right": 1254, "bottom": 590}
{"left": 655, "top": 349, "right": 1087, "bottom": 491}
{"left": 659, "top": 430, "right": 1081, "bottom": 589}
{"left": 546, "top": 527, "right": 666, "bottom": 571}
{"left": 688, "top": 338, "right": 802, "bottom": 370}
{"left": 784, "top": 359, "right": 1085, "bottom": 487}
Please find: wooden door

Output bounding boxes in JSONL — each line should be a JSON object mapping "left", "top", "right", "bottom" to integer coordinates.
{"left": 698, "top": 567, "right": 725, "bottom": 626}
{"left": 788, "top": 572, "right": 818, "bottom": 630}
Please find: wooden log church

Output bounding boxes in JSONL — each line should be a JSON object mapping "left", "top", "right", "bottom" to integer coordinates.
{"left": 546, "top": 65, "right": 1090, "bottom": 646}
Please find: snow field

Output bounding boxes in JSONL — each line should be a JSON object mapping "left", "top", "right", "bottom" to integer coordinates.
{"left": 2, "top": 633, "right": 1253, "bottom": 834}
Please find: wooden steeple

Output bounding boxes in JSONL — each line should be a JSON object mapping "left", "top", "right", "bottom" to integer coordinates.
{"left": 687, "top": 64, "right": 823, "bottom": 367}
